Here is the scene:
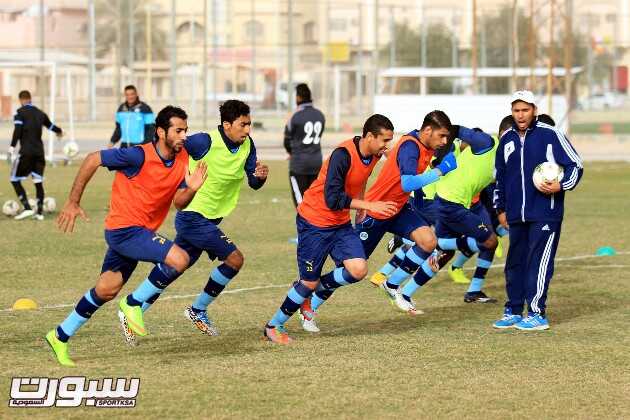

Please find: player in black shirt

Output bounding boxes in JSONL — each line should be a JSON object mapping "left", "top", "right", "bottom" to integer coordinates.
{"left": 9, "top": 90, "right": 63, "bottom": 220}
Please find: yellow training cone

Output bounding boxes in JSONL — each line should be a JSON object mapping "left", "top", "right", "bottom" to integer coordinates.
{"left": 13, "top": 298, "right": 38, "bottom": 310}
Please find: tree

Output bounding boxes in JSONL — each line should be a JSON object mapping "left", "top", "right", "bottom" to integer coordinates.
{"left": 92, "top": 0, "right": 168, "bottom": 66}
{"left": 380, "top": 22, "right": 456, "bottom": 93}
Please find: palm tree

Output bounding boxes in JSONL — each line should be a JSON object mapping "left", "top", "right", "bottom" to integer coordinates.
{"left": 94, "top": 0, "right": 168, "bottom": 66}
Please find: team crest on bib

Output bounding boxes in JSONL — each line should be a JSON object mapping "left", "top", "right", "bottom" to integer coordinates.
{"left": 359, "top": 232, "right": 369, "bottom": 241}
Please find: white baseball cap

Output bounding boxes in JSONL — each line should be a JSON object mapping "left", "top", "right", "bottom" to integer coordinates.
{"left": 510, "top": 90, "right": 537, "bottom": 107}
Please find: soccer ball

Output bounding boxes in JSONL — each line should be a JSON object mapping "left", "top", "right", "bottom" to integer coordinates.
{"left": 63, "top": 141, "right": 79, "bottom": 158}
{"left": 28, "top": 198, "right": 37, "bottom": 209}
{"left": 2, "top": 200, "right": 20, "bottom": 217}
{"left": 43, "top": 197, "right": 56, "bottom": 213}
{"left": 533, "top": 162, "right": 564, "bottom": 189}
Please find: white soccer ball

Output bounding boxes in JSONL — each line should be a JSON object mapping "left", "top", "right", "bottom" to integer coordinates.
{"left": 2, "top": 200, "right": 20, "bottom": 217}
{"left": 533, "top": 162, "right": 564, "bottom": 189}
{"left": 43, "top": 197, "right": 56, "bottom": 213}
{"left": 63, "top": 141, "right": 79, "bottom": 158}
{"left": 28, "top": 198, "right": 38, "bottom": 209}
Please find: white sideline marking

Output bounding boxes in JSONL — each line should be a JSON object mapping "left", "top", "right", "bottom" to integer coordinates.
{"left": 2, "top": 252, "right": 628, "bottom": 313}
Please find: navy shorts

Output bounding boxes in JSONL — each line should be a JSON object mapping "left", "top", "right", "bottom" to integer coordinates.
{"left": 355, "top": 203, "right": 430, "bottom": 258}
{"left": 414, "top": 198, "right": 439, "bottom": 227}
{"left": 296, "top": 215, "right": 365, "bottom": 281}
{"left": 434, "top": 196, "right": 493, "bottom": 242}
{"left": 102, "top": 226, "right": 174, "bottom": 282}
{"left": 174, "top": 211, "right": 237, "bottom": 267}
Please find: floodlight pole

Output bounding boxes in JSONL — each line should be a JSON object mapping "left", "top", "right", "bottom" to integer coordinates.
{"left": 287, "top": 0, "right": 294, "bottom": 112}
{"left": 250, "top": 0, "right": 256, "bottom": 104}
{"left": 39, "top": 0, "right": 45, "bottom": 107}
{"left": 547, "top": 0, "right": 554, "bottom": 114}
{"left": 170, "top": 0, "right": 177, "bottom": 100}
{"left": 357, "top": 1, "right": 363, "bottom": 116}
{"left": 528, "top": 0, "right": 536, "bottom": 90}
{"left": 202, "top": 0, "right": 208, "bottom": 129}
{"left": 128, "top": 0, "right": 134, "bottom": 80}
{"left": 88, "top": 0, "right": 96, "bottom": 121}
{"left": 471, "top": 0, "right": 478, "bottom": 94}
{"left": 564, "top": 0, "right": 573, "bottom": 133}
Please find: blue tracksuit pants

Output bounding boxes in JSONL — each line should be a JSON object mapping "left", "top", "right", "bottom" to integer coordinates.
{"left": 504, "top": 221, "right": 562, "bottom": 315}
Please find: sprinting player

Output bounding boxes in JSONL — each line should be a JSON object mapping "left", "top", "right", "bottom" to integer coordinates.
{"left": 45, "top": 106, "right": 208, "bottom": 366}
{"left": 9, "top": 90, "right": 63, "bottom": 220}
{"left": 300, "top": 111, "right": 465, "bottom": 327}
{"left": 493, "top": 91, "right": 583, "bottom": 330}
{"left": 432, "top": 120, "right": 514, "bottom": 303}
{"left": 369, "top": 138, "right": 465, "bottom": 286}
{"left": 264, "top": 114, "right": 398, "bottom": 344}
{"left": 109, "top": 85, "right": 155, "bottom": 148}
{"left": 284, "top": 83, "right": 325, "bottom": 209}
{"left": 120, "top": 100, "right": 268, "bottom": 340}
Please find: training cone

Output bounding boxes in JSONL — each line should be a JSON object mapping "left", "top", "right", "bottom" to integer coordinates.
{"left": 12, "top": 298, "right": 38, "bottom": 311}
{"left": 596, "top": 246, "right": 616, "bottom": 257}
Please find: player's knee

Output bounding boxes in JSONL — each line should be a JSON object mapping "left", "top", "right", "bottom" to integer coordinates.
{"left": 299, "top": 279, "right": 319, "bottom": 290}
{"left": 484, "top": 234, "right": 498, "bottom": 250}
{"left": 418, "top": 234, "right": 437, "bottom": 253}
{"left": 94, "top": 282, "right": 121, "bottom": 301}
{"left": 346, "top": 261, "right": 368, "bottom": 280}
{"left": 225, "top": 249, "right": 244, "bottom": 270}
{"left": 166, "top": 246, "right": 190, "bottom": 273}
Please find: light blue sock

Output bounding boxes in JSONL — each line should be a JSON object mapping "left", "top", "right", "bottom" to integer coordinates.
{"left": 497, "top": 226, "right": 509, "bottom": 237}
{"left": 467, "top": 237, "right": 480, "bottom": 253}
{"left": 387, "top": 247, "right": 425, "bottom": 287}
{"left": 438, "top": 238, "right": 458, "bottom": 250}
{"left": 452, "top": 253, "right": 470, "bottom": 269}
{"left": 131, "top": 279, "right": 162, "bottom": 303}
{"left": 380, "top": 247, "right": 407, "bottom": 276}
{"left": 311, "top": 292, "right": 326, "bottom": 311}
{"left": 400, "top": 260, "right": 434, "bottom": 298}
{"left": 468, "top": 277, "right": 485, "bottom": 293}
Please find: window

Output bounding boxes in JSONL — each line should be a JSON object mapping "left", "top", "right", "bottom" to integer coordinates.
{"left": 304, "top": 21, "right": 316, "bottom": 43}
{"left": 329, "top": 18, "right": 347, "bottom": 31}
{"left": 245, "top": 20, "right": 264, "bottom": 40}
{"left": 177, "top": 21, "right": 204, "bottom": 43}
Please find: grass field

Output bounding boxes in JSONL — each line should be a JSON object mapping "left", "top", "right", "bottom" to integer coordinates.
{"left": 1, "top": 160, "right": 629, "bottom": 419}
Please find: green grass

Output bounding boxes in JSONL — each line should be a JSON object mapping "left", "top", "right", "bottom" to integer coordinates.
{"left": 570, "top": 122, "right": 630, "bottom": 134}
{"left": 1, "top": 160, "right": 629, "bottom": 419}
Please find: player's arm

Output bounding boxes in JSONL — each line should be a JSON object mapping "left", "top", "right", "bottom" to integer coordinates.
{"left": 173, "top": 162, "right": 208, "bottom": 210}
{"left": 57, "top": 152, "right": 101, "bottom": 232}
{"left": 493, "top": 137, "right": 508, "bottom": 228}
{"left": 142, "top": 104, "right": 156, "bottom": 143}
{"left": 542, "top": 130, "right": 584, "bottom": 194}
{"left": 453, "top": 125, "right": 493, "bottom": 154}
{"left": 10, "top": 113, "right": 23, "bottom": 156}
{"left": 244, "top": 140, "right": 267, "bottom": 190}
{"left": 398, "top": 141, "right": 456, "bottom": 193}
{"left": 110, "top": 106, "right": 123, "bottom": 147}
{"left": 283, "top": 115, "right": 294, "bottom": 155}
{"left": 324, "top": 149, "right": 397, "bottom": 217}
{"left": 41, "top": 112, "right": 63, "bottom": 138}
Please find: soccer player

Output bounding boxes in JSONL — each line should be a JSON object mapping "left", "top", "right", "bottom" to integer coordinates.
{"left": 9, "top": 90, "right": 63, "bottom": 220}
{"left": 120, "top": 100, "right": 268, "bottom": 339}
{"left": 493, "top": 91, "right": 583, "bottom": 331}
{"left": 432, "top": 120, "right": 514, "bottom": 303}
{"left": 45, "top": 106, "right": 208, "bottom": 366}
{"left": 264, "top": 114, "right": 398, "bottom": 344}
{"left": 300, "top": 111, "right": 461, "bottom": 327}
{"left": 284, "top": 83, "right": 325, "bottom": 208}
{"left": 109, "top": 85, "right": 155, "bottom": 148}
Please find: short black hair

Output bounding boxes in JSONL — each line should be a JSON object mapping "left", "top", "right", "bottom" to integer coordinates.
{"left": 420, "top": 110, "right": 451, "bottom": 131}
{"left": 220, "top": 100, "right": 250, "bottom": 124}
{"left": 295, "top": 83, "right": 312, "bottom": 103}
{"left": 362, "top": 114, "right": 394, "bottom": 138}
{"left": 124, "top": 85, "right": 137, "bottom": 92}
{"left": 155, "top": 105, "right": 187, "bottom": 140}
{"left": 498, "top": 115, "right": 515, "bottom": 136}
{"left": 18, "top": 90, "right": 31, "bottom": 100}
{"left": 537, "top": 114, "right": 555, "bottom": 126}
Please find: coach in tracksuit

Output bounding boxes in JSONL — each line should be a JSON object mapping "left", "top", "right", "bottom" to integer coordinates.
{"left": 493, "top": 90, "right": 583, "bottom": 331}
{"left": 109, "top": 85, "right": 155, "bottom": 148}
{"left": 283, "top": 83, "right": 326, "bottom": 207}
